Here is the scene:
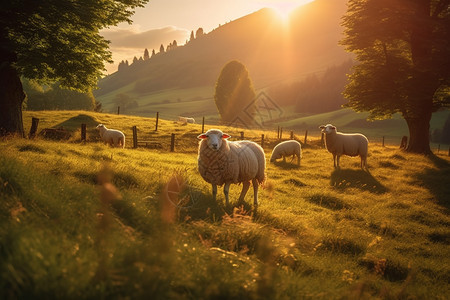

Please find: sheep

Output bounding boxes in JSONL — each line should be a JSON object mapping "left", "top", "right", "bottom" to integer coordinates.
{"left": 319, "top": 124, "right": 368, "bottom": 169}
{"left": 178, "top": 116, "right": 195, "bottom": 124}
{"left": 270, "top": 140, "right": 302, "bottom": 166}
{"left": 96, "top": 124, "right": 126, "bottom": 148}
{"left": 197, "top": 129, "right": 266, "bottom": 206}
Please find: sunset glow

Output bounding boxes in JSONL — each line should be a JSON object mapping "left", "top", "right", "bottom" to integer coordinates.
{"left": 264, "top": 0, "right": 315, "bottom": 19}
{"left": 103, "top": 0, "right": 316, "bottom": 74}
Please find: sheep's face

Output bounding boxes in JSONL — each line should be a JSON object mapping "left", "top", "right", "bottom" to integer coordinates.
{"left": 270, "top": 152, "right": 281, "bottom": 162}
{"left": 96, "top": 124, "right": 105, "bottom": 130}
{"left": 319, "top": 124, "right": 336, "bottom": 134}
{"left": 198, "top": 130, "right": 230, "bottom": 151}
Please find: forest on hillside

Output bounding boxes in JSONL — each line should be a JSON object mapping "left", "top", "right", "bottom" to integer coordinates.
{"left": 267, "top": 60, "right": 354, "bottom": 114}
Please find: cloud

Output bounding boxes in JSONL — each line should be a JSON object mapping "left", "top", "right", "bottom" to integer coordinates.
{"left": 100, "top": 26, "right": 190, "bottom": 74}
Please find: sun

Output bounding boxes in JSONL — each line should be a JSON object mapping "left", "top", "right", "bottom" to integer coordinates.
{"left": 267, "top": 0, "right": 315, "bottom": 20}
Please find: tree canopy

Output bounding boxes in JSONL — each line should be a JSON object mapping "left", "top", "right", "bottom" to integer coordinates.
{"left": 1, "top": 0, "right": 148, "bottom": 91}
{"left": 0, "top": 0, "right": 148, "bottom": 135}
{"left": 340, "top": 0, "right": 450, "bottom": 153}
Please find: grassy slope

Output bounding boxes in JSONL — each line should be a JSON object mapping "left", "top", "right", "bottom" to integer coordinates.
{"left": 1, "top": 111, "right": 450, "bottom": 299}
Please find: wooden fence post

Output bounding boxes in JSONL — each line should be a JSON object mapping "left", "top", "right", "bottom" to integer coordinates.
{"left": 382, "top": 136, "right": 385, "bottom": 147}
{"left": 437, "top": 144, "right": 440, "bottom": 154}
{"left": 155, "top": 112, "right": 159, "bottom": 131}
{"left": 290, "top": 131, "right": 294, "bottom": 139}
{"left": 240, "top": 131, "right": 244, "bottom": 139}
{"left": 280, "top": 128, "right": 283, "bottom": 140}
{"left": 132, "top": 126, "right": 138, "bottom": 149}
{"left": 117, "top": 106, "right": 120, "bottom": 115}
{"left": 277, "top": 126, "right": 280, "bottom": 139}
{"left": 202, "top": 116, "right": 205, "bottom": 133}
{"left": 448, "top": 146, "right": 450, "bottom": 157}
{"left": 321, "top": 133, "right": 325, "bottom": 148}
{"left": 170, "top": 133, "right": 175, "bottom": 152}
{"left": 304, "top": 130, "right": 308, "bottom": 144}
{"left": 29, "top": 117, "right": 39, "bottom": 139}
{"left": 261, "top": 134, "right": 264, "bottom": 148}
{"left": 81, "top": 123, "right": 86, "bottom": 142}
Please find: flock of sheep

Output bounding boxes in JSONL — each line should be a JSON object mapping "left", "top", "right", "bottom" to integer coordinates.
{"left": 96, "top": 123, "right": 369, "bottom": 206}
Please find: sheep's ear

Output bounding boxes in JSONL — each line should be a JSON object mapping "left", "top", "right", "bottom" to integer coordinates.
{"left": 197, "top": 134, "right": 208, "bottom": 139}
{"left": 319, "top": 125, "right": 325, "bottom": 129}
{"left": 222, "top": 134, "right": 230, "bottom": 139}
{"left": 331, "top": 126, "right": 336, "bottom": 130}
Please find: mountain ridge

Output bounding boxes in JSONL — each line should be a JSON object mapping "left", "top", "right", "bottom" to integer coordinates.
{"left": 96, "top": 0, "right": 350, "bottom": 95}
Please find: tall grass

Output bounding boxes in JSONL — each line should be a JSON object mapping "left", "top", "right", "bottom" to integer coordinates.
{"left": 1, "top": 111, "right": 449, "bottom": 299}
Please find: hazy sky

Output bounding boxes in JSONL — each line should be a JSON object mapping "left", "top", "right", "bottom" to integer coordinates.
{"left": 101, "top": 0, "right": 314, "bottom": 74}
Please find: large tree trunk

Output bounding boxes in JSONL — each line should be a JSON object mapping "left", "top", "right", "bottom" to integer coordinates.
{"left": 0, "top": 61, "right": 25, "bottom": 137}
{"left": 404, "top": 111, "right": 432, "bottom": 155}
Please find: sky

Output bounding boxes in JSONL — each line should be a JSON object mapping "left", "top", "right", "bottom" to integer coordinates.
{"left": 101, "top": 0, "right": 314, "bottom": 74}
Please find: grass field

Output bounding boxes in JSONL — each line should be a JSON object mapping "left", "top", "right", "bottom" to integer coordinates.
{"left": 1, "top": 111, "right": 449, "bottom": 299}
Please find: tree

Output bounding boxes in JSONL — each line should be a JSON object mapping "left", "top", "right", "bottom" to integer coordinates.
{"left": 196, "top": 28, "right": 204, "bottom": 39}
{"left": 0, "top": 0, "right": 148, "bottom": 136}
{"left": 189, "top": 30, "right": 195, "bottom": 42}
{"left": 214, "top": 60, "right": 256, "bottom": 127}
{"left": 160, "top": 44, "right": 165, "bottom": 53}
{"left": 144, "top": 48, "right": 150, "bottom": 60}
{"left": 341, "top": 0, "right": 450, "bottom": 154}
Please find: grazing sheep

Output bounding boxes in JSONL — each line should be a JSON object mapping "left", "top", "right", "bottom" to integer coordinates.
{"left": 319, "top": 124, "right": 368, "bottom": 169}
{"left": 178, "top": 116, "right": 195, "bottom": 124}
{"left": 197, "top": 129, "right": 266, "bottom": 206}
{"left": 270, "top": 140, "right": 302, "bottom": 166}
{"left": 96, "top": 124, "right": 126, "bottom": 148}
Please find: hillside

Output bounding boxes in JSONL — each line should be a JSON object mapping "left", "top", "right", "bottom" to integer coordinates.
{"left": 95, "top": 0, "right": 351, "bottom": 115}
{"left": 1, "top": 111, "right": 450, "bottom": 298}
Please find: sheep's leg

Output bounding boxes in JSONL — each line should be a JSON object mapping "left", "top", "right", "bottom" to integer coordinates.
{"left": 336, "top": 155, "right": 341, "bottom": 169}
{"left": 212, "top": 184, "right": 217, "bottom": 202}
{"left": 297, "top": 154, "right": 301, "bottom": 166}
{"left": 333, "top": 154, "right": 337, "bottom": 168}
{"left": 252, "top": 179, "right": 259, "bottom": 206}
{"left": 238, "top": 181, "right": 251, "bottom": 203}
{"left": 283, "top": 156, "right": 286, "bottom": 163}
{"left": 224, "top": 183, "right": 231, "bottom": 205}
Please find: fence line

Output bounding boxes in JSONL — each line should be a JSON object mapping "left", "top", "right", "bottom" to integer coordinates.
{"left": 24, "top": 117, "right": 450, "bottom": 155}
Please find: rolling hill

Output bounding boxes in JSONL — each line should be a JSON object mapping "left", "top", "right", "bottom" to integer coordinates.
{"left": 95, "top": 0, "right": 351, "bottom": 117}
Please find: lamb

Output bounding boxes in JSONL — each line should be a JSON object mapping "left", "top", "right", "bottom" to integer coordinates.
{"left": 178, "top": 116, "right": 196, "bottom": 124}
{"left": 270, "top": 140, "right": 302, "bottom": 166}
{"left": 197, "top": 129, "right": 266, "bottom": 206}
{"left": 319, "top": 124, "right": 368, "bottom": 169}
{"left": 96, "top": 124, "right": 126, "bottom": 148}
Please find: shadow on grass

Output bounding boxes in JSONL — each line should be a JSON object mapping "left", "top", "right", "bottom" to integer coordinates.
{"left": 271, "top": 160, "right": 300, "bottom": 170}
{"left": 330, "top": 169, "right": 387, "bottom": 194}
{"left": 414, "top": 154, "right": 450, "bottom": 210}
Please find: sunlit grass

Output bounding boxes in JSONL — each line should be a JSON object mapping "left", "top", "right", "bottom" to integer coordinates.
{"left": 1, "top": 111, "right": 449, "bottom": 298}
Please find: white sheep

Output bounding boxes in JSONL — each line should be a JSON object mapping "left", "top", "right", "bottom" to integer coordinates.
{"left": 319, "top": 124, "right": 368, "bottom": 169}
{"left": 197, "top": 129, "right": 266, "bottom": 206}
{"left": 178, "top": 116, "right": 195, "bottom": 124}
{"left": 270, "top": 140, "right": 302, "bottom": 166}
{"left": 96, "top": 124, "right": 126, "bottom": 148}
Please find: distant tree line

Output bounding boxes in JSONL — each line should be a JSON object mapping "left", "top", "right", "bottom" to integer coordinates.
{"left": 431, "top": 114, "right": 450, "bottom": 144}
{"left": 117, "top": 27, "right": 205, "bottom": 72}
{"left": 22, "top": 79, "right": 98, "bottom": 111}
{"left": 267, "top": 60, "right": 354, "bottom": 114}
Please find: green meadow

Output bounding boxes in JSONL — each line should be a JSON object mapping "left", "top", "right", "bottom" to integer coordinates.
{"left": 1, "top": 111, "right": 449, "bottom": 299}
